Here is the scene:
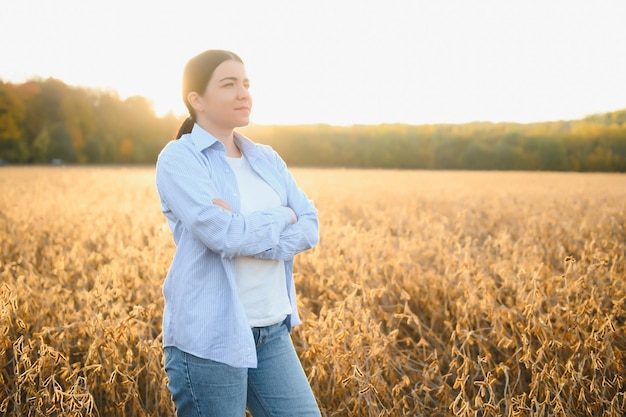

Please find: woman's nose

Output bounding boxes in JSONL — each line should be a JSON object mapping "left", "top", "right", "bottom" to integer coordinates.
{"left": 237, "top": 84, "right": 251, "bottom": 99}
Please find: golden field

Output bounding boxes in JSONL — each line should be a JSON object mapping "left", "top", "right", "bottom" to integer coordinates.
{"left": 1, "top": 166, "right": 625, "bottom": 417}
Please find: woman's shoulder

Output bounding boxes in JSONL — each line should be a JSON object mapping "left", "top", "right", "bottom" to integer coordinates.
{"left": 157, "top": 135, "right": 199, "bottom": 164}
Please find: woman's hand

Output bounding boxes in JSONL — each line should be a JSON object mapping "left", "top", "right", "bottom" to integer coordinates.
{"left": 213, "top": 198, "right": 233, "bottom": 212}
{"left": 288, "top": 207, "right": 297, "bottom": 224}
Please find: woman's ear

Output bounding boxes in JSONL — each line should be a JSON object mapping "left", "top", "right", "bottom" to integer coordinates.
{"left": 187, "top": 91, "right": 203, "bottom": 113}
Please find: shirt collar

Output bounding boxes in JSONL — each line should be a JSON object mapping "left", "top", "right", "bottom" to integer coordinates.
{"left": 189, "top": 123, "right": 258, "bottom": 159}
{"left": 234, "top": 131, "right": 258, "bottom": 159}
{"left": 190, "top": 123, "right": 220, "bottom": 153}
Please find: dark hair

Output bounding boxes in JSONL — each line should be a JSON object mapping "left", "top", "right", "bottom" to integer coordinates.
{"left": 176, "top": 49, "right": 244, "bottom": 139}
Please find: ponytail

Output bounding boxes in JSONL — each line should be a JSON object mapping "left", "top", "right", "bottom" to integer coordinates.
{"left": 175, "top": 116, "right": 195, "bottom": 139}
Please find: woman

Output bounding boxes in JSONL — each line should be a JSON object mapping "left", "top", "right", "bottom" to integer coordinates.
{"left": 155, "top": 50, "right": 321, "bottom": 417}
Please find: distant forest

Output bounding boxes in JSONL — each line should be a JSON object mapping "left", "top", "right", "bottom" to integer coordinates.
{"left": 1, "top": 78, "right": 625, "bottom": 171}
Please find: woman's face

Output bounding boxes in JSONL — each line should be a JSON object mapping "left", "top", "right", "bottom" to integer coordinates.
{"left": 193, "top": 59, "right": 252, "bottom": 131}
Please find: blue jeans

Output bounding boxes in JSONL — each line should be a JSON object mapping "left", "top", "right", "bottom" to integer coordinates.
{"left": 164, "top": 321, "right": 321, "bottom": 417}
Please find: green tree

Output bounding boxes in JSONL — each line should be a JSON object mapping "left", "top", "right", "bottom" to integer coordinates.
{"left": 537, "top": 137, "right": 567, "bottom": 170}
{"left": 0, "top": 83, "right": 24, "bottom": 141}
{"left": 462, "top": 142, "right": 495, "bottom": 170}
{"left": 48, "top": 123, "right": 77, "bottom": 162}
{"left": 0, "top": 82, "right": 26, "bottom": 161}
{"left": 84, "top": 136, "right": 103, "bottom": 163}
{"left": 31, "top": 127, "right": 51, "bottom": 162}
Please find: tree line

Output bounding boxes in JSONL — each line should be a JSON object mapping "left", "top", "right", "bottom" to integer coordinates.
{"left": 1, "top": 78, "right": 625, "bottom": 171}
{"left": 0, "top": 78, "right": 179, "bottom": 164}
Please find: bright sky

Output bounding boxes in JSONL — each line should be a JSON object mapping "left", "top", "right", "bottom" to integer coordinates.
{"left": 1, "top": 0, "right": 625, "bottom": 126}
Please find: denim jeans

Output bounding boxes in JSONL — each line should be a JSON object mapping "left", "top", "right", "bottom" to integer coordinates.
{"left": 164, "top": 320, "right": 321, "bottom": 417}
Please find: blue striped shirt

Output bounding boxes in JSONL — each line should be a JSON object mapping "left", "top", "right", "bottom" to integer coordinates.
{"left": 155, "top": 124, "right": 319, "bottom": 368}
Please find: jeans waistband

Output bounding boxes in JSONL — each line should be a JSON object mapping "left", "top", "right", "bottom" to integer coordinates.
{"left": 251, "top": 317, "right": 287, "bottom": 347}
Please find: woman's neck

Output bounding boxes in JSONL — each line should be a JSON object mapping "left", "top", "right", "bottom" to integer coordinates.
{"left": 222, "top": 139, "right": 242, "bottom": 158}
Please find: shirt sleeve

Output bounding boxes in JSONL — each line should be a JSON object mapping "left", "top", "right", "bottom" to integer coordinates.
{"left": 156, "top": 142, "right": 294, "bottom": 259}
{"left": 254, "top": 150, "right": 319, "bottom": 261}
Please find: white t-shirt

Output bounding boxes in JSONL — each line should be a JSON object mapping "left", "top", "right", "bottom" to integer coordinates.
{"left": 226, "top": 154, "right": 292, "bottom": 327}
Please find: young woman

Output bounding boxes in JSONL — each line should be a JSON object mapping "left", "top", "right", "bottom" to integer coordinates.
{"left": 155, "top": 50, "right": 321, "bottom": 417}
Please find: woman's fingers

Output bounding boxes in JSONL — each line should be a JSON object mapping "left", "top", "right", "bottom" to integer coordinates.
{"left": 212, "top": 198, "right": 233, "bottom": 212}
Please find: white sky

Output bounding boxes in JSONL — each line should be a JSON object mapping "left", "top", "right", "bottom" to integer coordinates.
{"left": 1, "top": 0, "right": 625, "bottom": 126}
